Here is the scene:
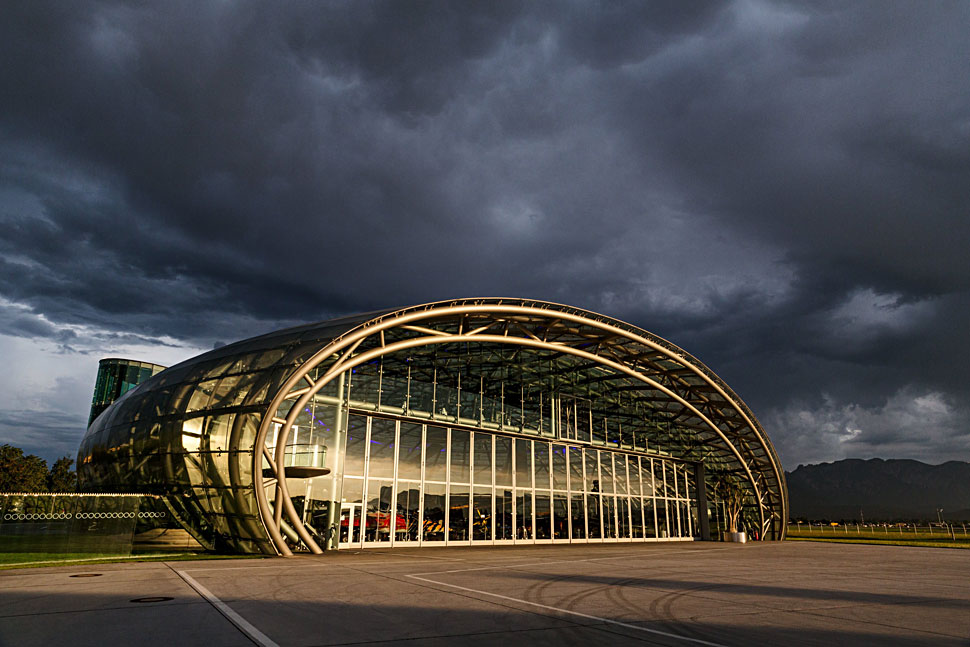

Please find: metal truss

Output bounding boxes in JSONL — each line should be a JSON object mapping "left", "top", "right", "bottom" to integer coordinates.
{"left": 253, "top": 299, "right": 788, "bottom": 555}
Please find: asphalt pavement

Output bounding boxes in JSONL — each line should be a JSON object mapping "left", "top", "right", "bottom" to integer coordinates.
{"left": 1, "top": 541, "right": 967, "bottom": 646}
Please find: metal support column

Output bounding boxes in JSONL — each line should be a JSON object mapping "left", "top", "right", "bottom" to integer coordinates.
{"left": 694, "top": 462, "right": 711, "bottom": 541}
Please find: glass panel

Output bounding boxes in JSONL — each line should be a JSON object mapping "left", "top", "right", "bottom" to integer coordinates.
{"left": 459, "top": 374, "right": 480, "bottom": 424}
{"left": 410, "top": 376, "right": 434, "bottom": 417}
{"left": 576, "top": 400, "right": 592, "bottom": 443}
{"left": 657, "top": 499, "right": 668, "bottom": 539}
{"left": 450, "top": 429, "right": 470, "bottom": 483}
{"left": 641, "top": 457, "right": 655, "bottom": 497}
{"left": 365, "top": 479, "right": 392, "bottom": 543}
{"left": 614, "top": 454, "right": 628, "bottom": 495}
{"left": 627, "top": 455, "right": 641, "bottom": 496}
{"left": 473, "top": 433, "right": 492, "bottom": 486}
{"left": 592, "top": 417, "right": 607, "bottom": 444}
{"left": 472, "top": 492, "right": 492, "bottom": 540}
{"left": 343, "top": 416, "right": 368, "bottom": 476}
{"left": 448, "top": 486, "right": 469, "bottom": 541}
{"left": 585, "top": 449, "right": 600, "bottom": 493}
{"left": 568, "top": 447, "right": 584, "bottom": 492}
{"left": 570, "top": 493, "right": 586, "bottom": 539}
{"left": 603, "top": 496, "right": 617, "bottom": 538}
{"left": 368, "top": 418, "right": 396, "bottom": 479}
{"left": 396, "top": 482, "right": 419, "bottom": 542}
{"left": 494, "top": 437, "right": 513, "bottom": 487}
{"left": 656, "top": 461, "right": 667, "bottom": 498}
{"left": 552, "top": 444, "right": 567, "bottom": 490}
{"left": 397, "top": 423, "right": 422, "bottom": 481}
{"left": 350, "top": 360, "right": 380, "bottom": 406}
{"left": 423, "top": 482, "right": 446, "bottom": 541}
{"left": 496, "top": 489, "right": 514, "bottom": 540}
{"left": 553, "top": 494, "right": 569, "bottom": 540}
{"left": 644, "top": 498, "right": 656, "bottom": 538}
{"left": 514, "top": 439, "right": 532, "bottom": 489}
{"left": 599, "top": 452, "right": 614, "bottom": 494}
{"left": 586, "top": 493, "right": 601, "bottom": 539}
{"left": 342, "top": 478, "right": 363, "bottom": 547}
{"left": 516, "top": 489, "right": 533, "bottom": 540}
{"left": 618, "top": 497, "right": 631, "bottom": 538}
{"left": 631, "top": 497, "right": 644, "bottom": 538}
{"left": 424, "top": 426, "right": 448, "bottom": 482}
{"left": 534, "top": 493, "right": 551, "bottom": 540}
{"left": 534, "top": 442, "right": 550, "bottom": 490}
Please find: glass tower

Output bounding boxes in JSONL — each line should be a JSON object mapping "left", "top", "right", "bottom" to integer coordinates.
{"left": 88, "top": 358, "right": 166, "bottom": 426}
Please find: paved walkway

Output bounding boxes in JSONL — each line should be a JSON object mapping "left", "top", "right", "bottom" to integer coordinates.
{"left": 1, "top": 541, "right": 967, "bottom": 646}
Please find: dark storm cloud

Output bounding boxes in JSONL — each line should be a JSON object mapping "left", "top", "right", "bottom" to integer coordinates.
{"left": 1, "top": 1, "right": 968, "bottom": 466}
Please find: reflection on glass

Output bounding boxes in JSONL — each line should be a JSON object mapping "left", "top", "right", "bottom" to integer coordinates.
{"left": 599, "top": 452, "right": 614, "bottom": 494}
{"left": 568, "top": 447, "right": 584, "bottom": 492}
{"left": 423, "top": 483, "right": 446, "bottom": 541}
{"left": 515, "top": 439, "right": 532, "bottom": 489}
{"left": 397, "top": 482, "right": 419, "bottom": 541}
{"left": 586, "top": 493, "right": 601, "bottom": 539}
{"left": 618, "top": 497, "right": 631, "bottom": 538}
{"left": 398, "top": 423, "right": 422, "bottom": 480}
{"left": 344, "top": 415, "right": 367, "bottom": 476}
{"left": 516, "top": 489, "right": 532, "bottom": 539}
{"left": 614, "top": 454, "right": 628, "bottom": 495}
{"left": 553, "top": 494, "right": 569, "bottom": 540}
{"left": 473, "top": 491, "right": 492, "bottom": 540}
{"left": 535, "top": 493, "right": 551, "bottom": 539}
{"left": 627, "top": 455, "right": 641, "bottom": 496}
{"left": 641, "top": 458, "right": 655, "bottom": 497}
{"left": 450, "top": 430, "right": 470, "bottom": 483}
{"left": 577, "top": 401, "right": 591, "bottom": 443}
{"left": 657, "top": 499, "right": 668, "bottom": 538}
{"left": 534, "top": 442, "right": 550, "bottom": 490}
{"left": 585, "top": 449, "right": 599, "bottom": 493}
{"left": 603, "top": 496, "right": 617, "bottom": 538}
{"left": 425, "top": 426, "right": 447, "bottom": 481}
{"left": 341, "top": 478, "right": 363, "bottom": 544}
{"left": 495, "top": 437, "right": 512, "bottom": 487}
{"left": 496, "top": 489, "right": 513, "bottom": 540}
{"left": 369, "top": 419, "right": 396, "bottom": 479}
{"left": 448, "top": 485, "right": 469, "bottom": 541}
{"left": 552, "top": 444, "right": 567, "bottom": 490}
{"left": 592, "top": 416, "right": 607, "bottom": 444}
{"left": 631, "top": 497, "right": 644, "bottom": 538}
{"left": 644, "top": 498, "right": 656, "bottom": 538}
{"left": 365, "top": 479, "right": 392, "bottom": 542}
{"left": 571, "top": 493, "right": 586, "bottom": 539}
{"left": 474, "top": 433, "right": 492, "bottom": 486}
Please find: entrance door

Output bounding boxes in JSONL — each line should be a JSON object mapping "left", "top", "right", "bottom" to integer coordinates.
{"left": 338, "top": 504, "right": 361, "bottom": 548}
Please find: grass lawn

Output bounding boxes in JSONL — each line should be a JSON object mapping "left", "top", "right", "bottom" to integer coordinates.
{"left": 786, "top": 535, "right": 970, "bottom": 549}
{"left": 0, "top": 551, "right": 267, "bottom": 569}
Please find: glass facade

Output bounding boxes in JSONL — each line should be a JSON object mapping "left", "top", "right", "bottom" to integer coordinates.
{"left": 89, "top": 358, "right": 166, "bottom": 426}
{"left": 77, "top": 299, "right": 786, "bottom": 555}
{"left": 336, "top": 414, "right": 694, "bottom": 547}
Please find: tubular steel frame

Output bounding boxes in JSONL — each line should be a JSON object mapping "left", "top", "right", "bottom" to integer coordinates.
{"left": 253, "top": 300, "right": 788, "bottom": 556}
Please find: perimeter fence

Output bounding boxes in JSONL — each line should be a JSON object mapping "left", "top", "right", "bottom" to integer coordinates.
{"left": 788, "top": 521, "right": 968, "bottom": 542}
{"left": 0, "top": 493, "right": 200, "bottom": 556}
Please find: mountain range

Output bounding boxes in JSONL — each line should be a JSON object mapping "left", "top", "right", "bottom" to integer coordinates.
{"left": 785, "top": 458, "right": 970, "bottom": 522}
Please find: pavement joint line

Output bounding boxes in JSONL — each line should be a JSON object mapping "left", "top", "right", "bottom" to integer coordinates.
{"left": 173, "top": 568, "right": 279, "bottom": 647}
{"left": 405, "top": 572, "right": 729, "bottom": 647}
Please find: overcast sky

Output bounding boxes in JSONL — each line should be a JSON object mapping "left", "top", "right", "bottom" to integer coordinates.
{"left": 1, "top": 1, "right": 967, "bottom": 469}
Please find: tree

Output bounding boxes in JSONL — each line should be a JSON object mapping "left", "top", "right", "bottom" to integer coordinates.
{"left": 47, "top": 456, "right": 77, "bottom": 492}
{"left": 0, "top": 444, "right": 49, "bottom": 492}
{"left": 713, "top": 472, "right": 746, "bottom": 534}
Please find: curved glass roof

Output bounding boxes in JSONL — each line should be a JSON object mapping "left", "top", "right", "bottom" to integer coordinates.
{"left": 79, "top": 297, "right": 787, "bottom": 554}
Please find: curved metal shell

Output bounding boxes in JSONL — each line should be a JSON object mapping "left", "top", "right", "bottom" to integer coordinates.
{"left": 78, "top": 298, "right": 787, "bottom": 554}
